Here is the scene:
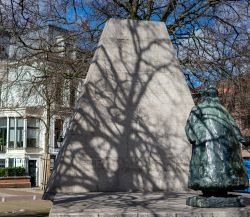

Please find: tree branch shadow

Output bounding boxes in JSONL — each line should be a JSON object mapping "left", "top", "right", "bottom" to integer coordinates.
{"left": 44, "top": 19, "right": 194, "bottom": 215}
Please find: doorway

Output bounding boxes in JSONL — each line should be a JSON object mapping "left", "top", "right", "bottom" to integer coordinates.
{"left": 28, "top": 160, "right": 37, "bottom": 187}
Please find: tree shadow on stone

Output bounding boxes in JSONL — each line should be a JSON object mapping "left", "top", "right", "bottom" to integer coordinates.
{"left": 43, "top": 19, "right": 193, "bottom": 206}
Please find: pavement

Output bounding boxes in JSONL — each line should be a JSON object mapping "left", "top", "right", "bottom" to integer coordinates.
{"left": 0, "top": 187, "right": 43, "bottom": 201}
{"left": 49, "top": 191, "right": 250, "bottom": 217}
{"left": 3, "top": 189, "right": 250, "bottom": 217}
{"left": 0, "top": 188, "right": 52, "bottom": 217}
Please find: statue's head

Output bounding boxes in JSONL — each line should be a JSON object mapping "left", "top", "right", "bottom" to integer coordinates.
{"left": 203, "top": 84, "right": 218, "bottom": 98}
{"left": 201, "top": 84, "right": 219, "bottom": 102}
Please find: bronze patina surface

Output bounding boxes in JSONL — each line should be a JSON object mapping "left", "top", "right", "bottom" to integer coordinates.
{"left": 186, "top": 195, "right": 245, "bottom": 208}
{"left": 185, "top": 85, "right": 249, "bottom": 207}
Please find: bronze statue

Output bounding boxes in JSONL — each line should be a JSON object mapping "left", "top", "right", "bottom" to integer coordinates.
{"left": 185, "top": 85, "right": 249, "bottom": 207}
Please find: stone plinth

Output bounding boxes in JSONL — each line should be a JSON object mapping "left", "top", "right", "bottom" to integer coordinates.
{"left": 43, "top": 18, "right": 194, "bottom": 199}
{"left": 48, "top": 192, "right": 250, "bottom": 217}
{"left": 186, "top": 195, "right": 245, "bottom": 208}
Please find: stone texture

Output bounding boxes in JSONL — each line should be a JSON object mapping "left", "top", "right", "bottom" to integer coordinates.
{"left": 43, "top": 19, "right": 194, "bottom": 199}
{"left": 186, "top": 195, "right": 245, "bottom": 208}
{"left": 48, "top": 192, "right": 250, "bottom": 217}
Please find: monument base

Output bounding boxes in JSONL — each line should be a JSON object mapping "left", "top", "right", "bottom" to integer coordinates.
{"left": 186, "top": 195, "right": 245, "bottom": 208}
{"left": 48, "top": 192, "right": 250, "bottom": 217}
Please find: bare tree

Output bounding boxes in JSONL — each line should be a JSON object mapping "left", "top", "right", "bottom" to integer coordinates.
{"left": 0, "top": 0, "right": 92, "bottom": 189}
{"left": 1, "top": 0, "right": 249, "bottom": 188}
{"left": 4, "top": 0, "right": 249, "bottom": 83}
{"left": 32, "top": 0, "right": 249, "bottom": 84}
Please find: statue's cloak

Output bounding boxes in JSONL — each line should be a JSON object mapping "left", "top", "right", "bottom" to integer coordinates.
{"left": 185, "top": 97, "right": 248, "bottom": 191}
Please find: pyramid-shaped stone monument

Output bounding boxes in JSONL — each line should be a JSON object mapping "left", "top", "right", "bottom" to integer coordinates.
{"left": 44, "top": 19, "right": 194, "bottom": 199}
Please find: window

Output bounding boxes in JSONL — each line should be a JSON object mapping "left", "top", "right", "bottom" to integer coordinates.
{"left": 0, "top": 159, "right": 5, "bottom": 168}
{"left": 8, "top": 117, "right": 24, "bottom": 148}
{"left": 8, "top": 158, "right": 14, "bottom": 167}
{"left": 0, "top": 117, "right": 42, "bottom": 149}
{"left": 16, "top": 118, "right": 24, "bottom": 148}
{"left": 0, "top": 118, "right": 7, "bottom": 152}
{"left": 27, "top": 118, "right": 40, "bottom": 148}
{"left": 9, "top": 118, "right": 15, "bottom": 148}
{"left": 241, "top": 115, "right": 250, "bottom": 129}
{"left": 50, "top": 157, "right": 55, "bottom": 170}
{"left": 54, "top": 119, "right": 63, "bottom": 148}
{"left": 55, "top": 35, "right": 65, "bottom": 56}
{"left": 15, "top": 158, "right": 23, "bottom": 167}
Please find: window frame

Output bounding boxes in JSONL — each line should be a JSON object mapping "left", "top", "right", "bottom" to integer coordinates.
{"left": 26, "top": 117, "right": 40, "bottom": 148}
{"left": 0, "top": 159, "right": 5, "bottom": 168}
{"left": 0, "top": 117, "right": 7, "bottom": 152}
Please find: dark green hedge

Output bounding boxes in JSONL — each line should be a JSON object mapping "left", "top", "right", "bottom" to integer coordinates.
{"left": 0, "top": 167, "right": 26, "bottom": 177}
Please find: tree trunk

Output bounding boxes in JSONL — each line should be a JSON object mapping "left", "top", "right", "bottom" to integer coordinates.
{"left": 42, "top": 154, "right": 50, "bottom": 190}
{"left": 42, "top": 105, "right": 51, "bottom": 190}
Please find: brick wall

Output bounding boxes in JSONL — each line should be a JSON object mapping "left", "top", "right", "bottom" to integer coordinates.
{"left": 0, "top": 176, "right": 31, "bottom": 188}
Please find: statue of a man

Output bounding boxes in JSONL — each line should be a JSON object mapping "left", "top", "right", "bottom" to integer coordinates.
{"left": 185, "top": 85, "right": 249, "bottom": 198}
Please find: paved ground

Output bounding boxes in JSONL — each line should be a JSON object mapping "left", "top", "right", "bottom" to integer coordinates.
{"left": 3, "top": 189, "right": 250, "bottom": 217}
{"left": 0, "top": 188, "right": 52, "bottom": 217}
{"left": 50, "top": 192, "right": 250, "bottom": 217}
{"left": 0, "top": 187, "right": 43, "bottom": 201}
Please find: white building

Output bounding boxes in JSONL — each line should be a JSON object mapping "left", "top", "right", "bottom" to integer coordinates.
{"left": 0, "top": 26, "right": 81, "bottom": 187}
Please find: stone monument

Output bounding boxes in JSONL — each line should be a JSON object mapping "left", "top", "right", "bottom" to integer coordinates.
{"left": 185, "top": 85, "right": 249, "bottom": 207}
{"left": 43, "top": 19, "right": 194, "bottom": 199}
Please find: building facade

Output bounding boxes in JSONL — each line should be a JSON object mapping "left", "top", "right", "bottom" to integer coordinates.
{"left": 0, "top": 26, "right": 80, "bottom": 187}
{"left": 217, "top": 76, "right": 250, "bottom": 158}
{"left": 191, "top": 77, "right": 250, "bottom": 158}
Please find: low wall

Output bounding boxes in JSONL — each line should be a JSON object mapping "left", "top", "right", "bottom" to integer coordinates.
{"left": 0, "top": 176, "right": 31, "bottom": 188}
